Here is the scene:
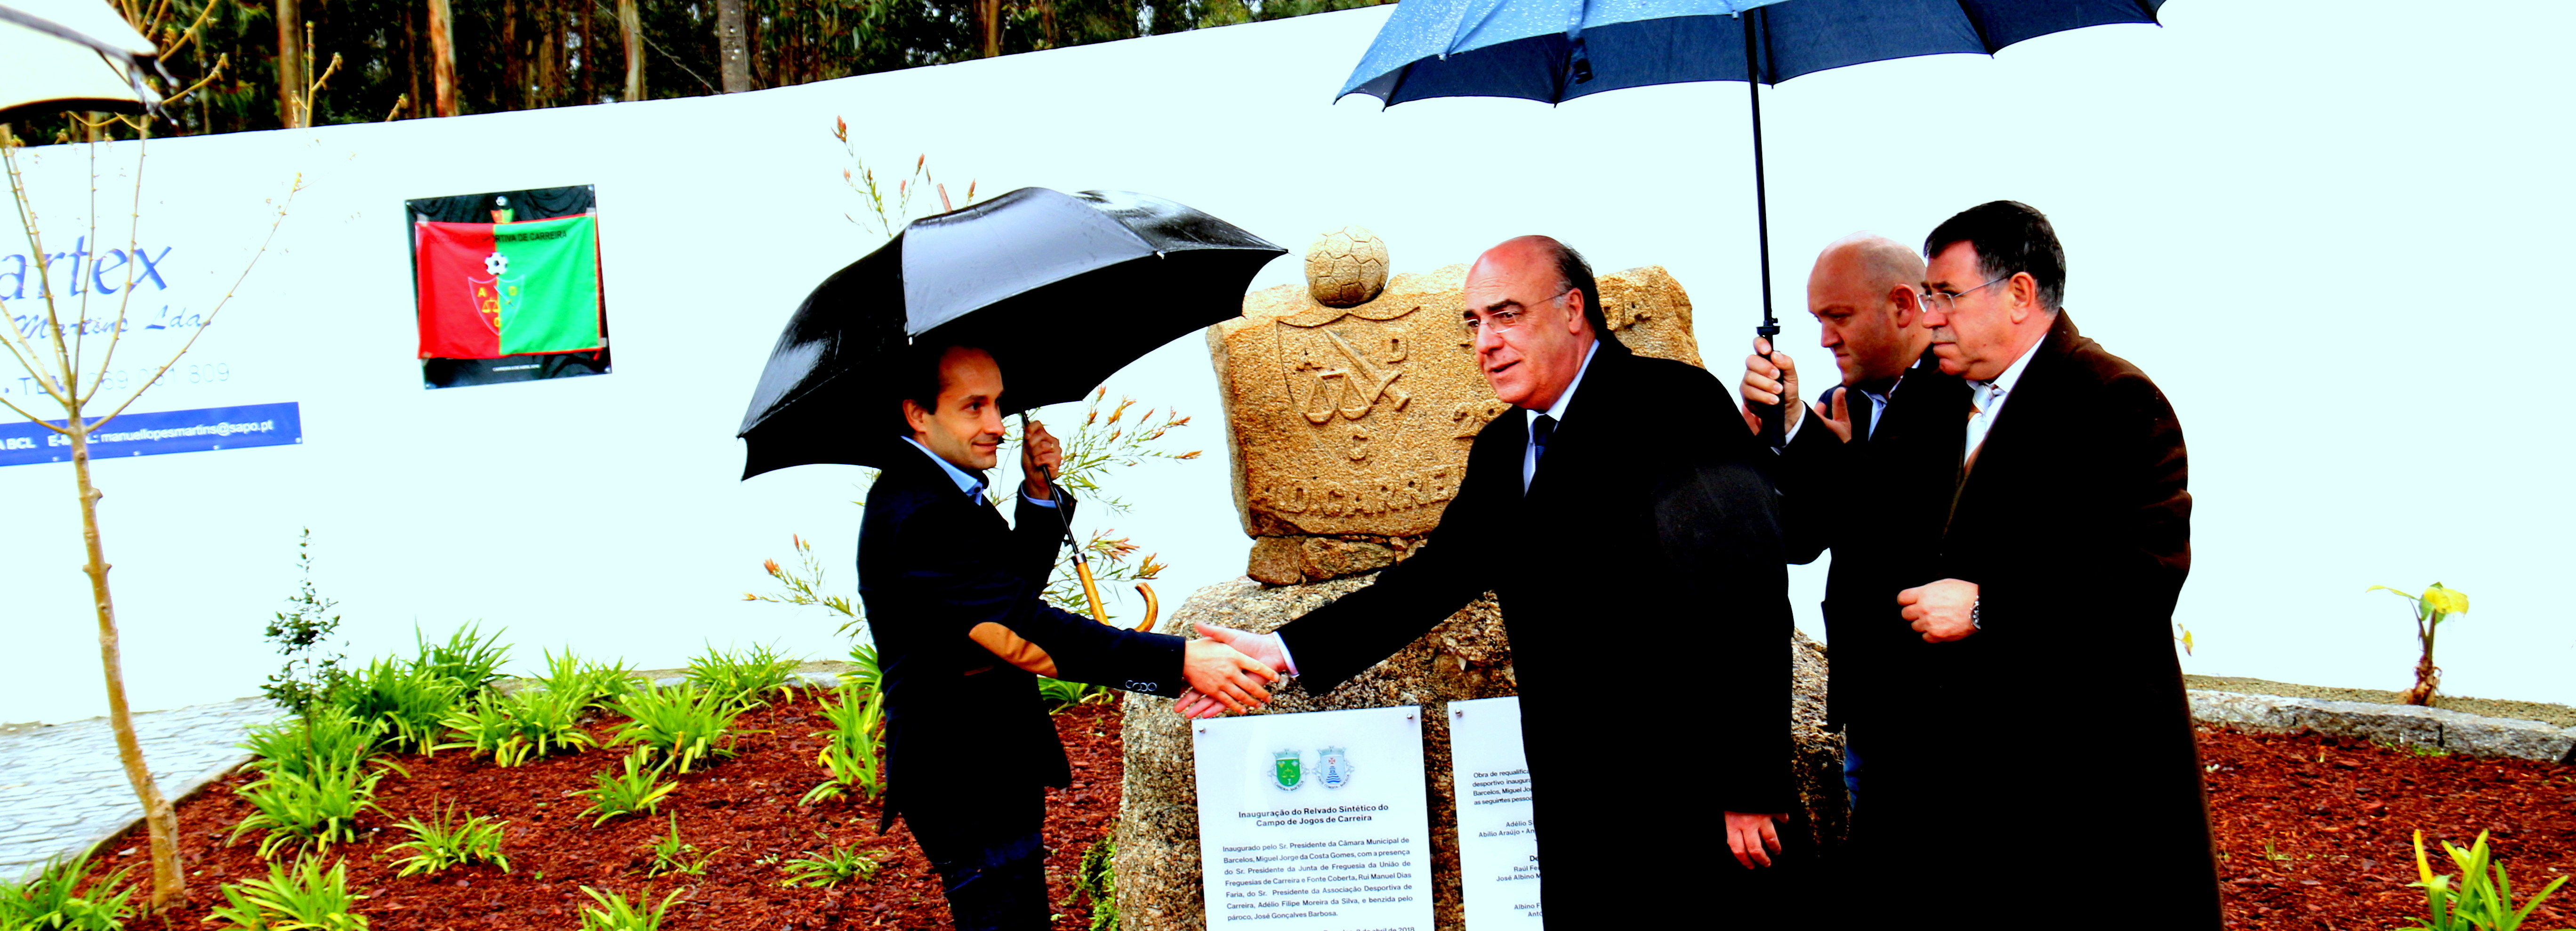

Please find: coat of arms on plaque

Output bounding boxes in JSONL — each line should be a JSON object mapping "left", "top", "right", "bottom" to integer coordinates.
{"left": 1273, "top": 749, "right": 1305, "bottom": 791}
{"left": 1318, "top": 746, "right": 1353, "bottom": 789}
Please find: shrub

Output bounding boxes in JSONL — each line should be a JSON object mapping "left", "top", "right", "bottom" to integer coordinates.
{"left": 332, "top": 658, "right": 461, "bottom": 754}
{"left": 411, "top": 622, "right": 510, "bottom": 698}
{"left": 608, "top": 684, "right": 749, "bottom": 773}
{"left": 238, "top": 705, "right": 380, "bottom": 779}
{"left": 779, "top": 842, "right": 879, "bottom": 887}
{"left": 260, "top": 529, "right": 348, "bottom": 717}
{"left": 685, "top": 642, "right": 801, "bottom": 707}
{"left": 577, "top": 750, "right": 680, "bottom": 826}
{"left": 2410, "top": 829, "right": 2569, "bottom": 931}
{"left": 0, "top": 850, "right": 134, "bottom": 931}
{"left": 435, "top": 687, "right": 597, "bottom": 766}
{"left": 576, "top": 887, "right": 682, "bottom": 931}
{"left": 1062, "top": 829, "right": 1121, "bottom": 931}
{"left": 228, "top": 758, "right": 398, "bottom": 859}
{"left": 384, "top": 803, "right": 511, "bottom": 876}
{"left": 537, "top": 648, "right": 641, "bottom": 709}
{"left": 205, "top": 855, "right": 367, "bottom": 931}
{"left": 644, "top": 813, "right": 718, "bottom": 878}
{"left": 802, "top": 681, "right": 886, "bottom": 805}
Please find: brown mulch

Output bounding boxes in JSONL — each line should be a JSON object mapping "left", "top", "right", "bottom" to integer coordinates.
{"left": 2202, "top": 725, "right": 2576, "bottom": 930}
{"left": 80, "top": 692, "right": 1125, "bottom": 930}
{"left": 70, "top": 705, "right": 2576, "bottom": 929}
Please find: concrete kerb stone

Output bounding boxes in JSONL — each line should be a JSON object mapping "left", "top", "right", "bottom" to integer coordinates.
{"left": 47, "top": 751, "right": 253, "bottom": 883}
{"left": 2188, "top": 690, "right": 2576, "bottom": 763}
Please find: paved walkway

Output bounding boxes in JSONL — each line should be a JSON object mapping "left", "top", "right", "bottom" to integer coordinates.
{"left": 0, "top": 698, "right": 280, "bottom": 881}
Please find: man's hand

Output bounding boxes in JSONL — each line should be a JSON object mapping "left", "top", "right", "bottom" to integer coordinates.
{"left": 1813, "top": 386, "right": 1853, "bottom": 444}
{"left": 1195, "top": 622, "right": 1289, "bottom": 673}
{"left": 1021, "top": 419, "right": 1063, "bottom": 499}
{"left": 1182, "top": 637, "right": 1277, "bottom": 713}
{"left": 1723, "top": 811, "right": 1788, "bottom": 868}
{"left": 1172, "top": 689, "right": 1229, "bottom": 719}
{"left": 1898, "top": 578, "right": 1980, "bottom": 642}
{"left": 1738, "top": 337, "right": 1803, "bottom": 436}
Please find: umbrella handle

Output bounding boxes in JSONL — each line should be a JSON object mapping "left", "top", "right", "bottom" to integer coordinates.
{"left": 1753, "top": 324, "right": 1785, "bottom": 446}
{"left": 1133, "top": 582, "right": 1159, "bottom": 632}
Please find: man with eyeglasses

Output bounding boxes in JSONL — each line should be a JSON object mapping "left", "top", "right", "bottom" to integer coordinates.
{"left": 1732, "top": 233, "right": 1967, "bottom": 819}
{"left": 1849, "top": 201, "right": 2218, "bottom": 925}
{"left": 1182, "top": 235, "right": 1800, "bottom": 925}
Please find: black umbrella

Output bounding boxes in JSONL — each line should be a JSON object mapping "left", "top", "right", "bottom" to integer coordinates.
{"left": 1336, "top": 0, "right": 2166, "bottom": 442}
{"left": 737, "top": 186, "right": 1285, "bottom": 479}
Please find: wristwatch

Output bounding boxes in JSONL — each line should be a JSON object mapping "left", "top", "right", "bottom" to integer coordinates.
{"left": 1969, "top": 598, "right": 1982, "bottom": 630}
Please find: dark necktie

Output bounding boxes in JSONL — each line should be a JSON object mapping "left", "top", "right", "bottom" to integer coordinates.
{"left": 1531, "top": 414, "right": 1556, "bottom": 463}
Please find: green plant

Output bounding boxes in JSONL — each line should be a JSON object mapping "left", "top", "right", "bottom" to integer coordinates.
{"left": 644, "top": 813, "right": 720, "bottom": 878}
{"left": 332, "top": 658, "right": 463, "bottom": 754}
{"left": 435, "top": 686, "right": 598, "bottom": 766}
{"left": 2370, "top": 582, "right": 2471, "bottom": 706}
{"left": 747, "top": 534, "right": 865, "bottom": 637}
{"left": 228, "top": 758, "right": 398, "bottom": 859}
{"left": 411, "top": 622, "right": 511, "bottom": 698}
{"left": 384, "top": 803, "right": 511, "bottom": 876}
{"left": 779, "top": 841, "right": 880, "bottom": 887}
{"left": 609, "top": 684, "right": 750, "bottom": 773}
{"left": 0, "top": 851, "right": 134, "bottom": 931}
{"left": 1060, "top": 827, "right": 1120, "bottom": 931}
{"left": 239, "top": 705, "right": 381, "bottom": 779}
{"left": 1036, "top": 676, "right": 1113, "bottom": 712}
{"left": 577, "top": 750, "right": 680, "bottom": 826}
{"left": 2410, "top": 829, "right": 2572, "bottom": 931}
{"left": 261, "top": 529, "right": 349, "bottom": 716}
{"left": 537, "top": 648, "right": 641, "bottom": 709}
{"left": 576, "top": 886, "right": 683, "bottom": 931}
{"left": 685, "top": 642, "right": 802, "bottom": 707}
{"left": 206, "top": 855, "right": 367, "bottom": 931}
{"left": 802, "top": 677, "right": 888, "bottom": 805}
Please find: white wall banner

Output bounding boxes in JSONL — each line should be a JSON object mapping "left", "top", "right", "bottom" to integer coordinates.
{"left": 1195, "top": 705, "right": 1434, "bottom": 931}
{"left": 1447, "top": 696, "right": 1540, "bottom": 927}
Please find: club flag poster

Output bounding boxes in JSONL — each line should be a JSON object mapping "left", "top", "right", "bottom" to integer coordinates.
{"left": 415, "top": 214, "right": 602, "bottom": 358}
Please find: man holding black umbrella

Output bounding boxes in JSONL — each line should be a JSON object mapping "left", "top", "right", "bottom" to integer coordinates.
{"left": 1186, "top": 235, "right": 1798, "bottom": 925}
{"left": 862, "top": 340, "right": 1282, "bottom": 931}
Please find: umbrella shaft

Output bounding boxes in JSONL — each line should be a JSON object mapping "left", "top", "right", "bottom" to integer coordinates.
{"left": 1743, "top": 6, "right": 1774, "bottom": 331}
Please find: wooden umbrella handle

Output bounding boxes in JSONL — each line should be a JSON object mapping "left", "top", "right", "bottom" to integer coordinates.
{"left": 1132, "top": 582, "right": 1159, "bottom": 632}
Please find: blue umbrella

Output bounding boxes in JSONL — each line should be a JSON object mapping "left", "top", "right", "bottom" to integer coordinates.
{"left": 1338, "top": 0, "right": 2165, "bottom": 441}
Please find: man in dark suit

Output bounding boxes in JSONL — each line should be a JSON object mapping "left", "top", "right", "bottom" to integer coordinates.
{"left": 1734, "top": 233, "right": 1963, "bottom": 813}
{"left": 1185, "top": 235, "right": 1797, "bottom": 924}
{"left": 859, "top": 342, "right": 1280, "bottom": 931}
{"left": 1859, "top": 201, "right": 2218, "bottom": 924}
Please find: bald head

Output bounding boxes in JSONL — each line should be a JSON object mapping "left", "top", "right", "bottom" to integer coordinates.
{"left": 1465, "top": 235, "right": 1604, "bottom": 410}
{"left": 1806, "top": 232, "right": 1931, "bottom": 386}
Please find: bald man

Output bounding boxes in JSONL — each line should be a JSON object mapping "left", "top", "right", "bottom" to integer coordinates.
{"left": 1191, "top": 235, "right": 1798, "bottom": 924}
{"left": 1737, "top": 234, "right": 1970, "bottom": 811}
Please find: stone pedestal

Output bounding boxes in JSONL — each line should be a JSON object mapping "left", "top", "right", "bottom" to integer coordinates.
{"left": 1114, "top": 578, "right": 1844, "bottom": 931}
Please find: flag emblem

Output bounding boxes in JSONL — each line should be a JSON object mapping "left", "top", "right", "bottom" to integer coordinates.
{"left": 1272, "top": 749, "right": 1304, "bottom": 791}
{"left": 1318, "top": 746, "right": 1353, "bottom": 789}
{"left": 416, "top": 214, "right": 602, "bottom": 359}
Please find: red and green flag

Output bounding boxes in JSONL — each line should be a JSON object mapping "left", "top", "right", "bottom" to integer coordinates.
{"left": 415, "top": 214, "right": 603, "bottom": 359}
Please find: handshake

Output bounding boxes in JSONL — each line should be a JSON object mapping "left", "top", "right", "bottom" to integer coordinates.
{"left": 1175, "top": 622, "right": 1292, "bottom": 719}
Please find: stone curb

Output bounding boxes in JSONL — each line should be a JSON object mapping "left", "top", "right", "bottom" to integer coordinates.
{"left": 2188, "top": 690, "right": 2576, "bottom": 763}
{"left": 17, "top": 751, "right": 255, "bottom": 884}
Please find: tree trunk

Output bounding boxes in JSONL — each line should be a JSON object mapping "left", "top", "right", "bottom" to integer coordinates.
{"left": 403, "top": 2, "right": 422, "bottom": 119}
{"left": 427, "top": 0, "right": 458, "bottom": 116}
{"left": 716, "top": 0, "right": 749, "bottom": 92}
{"left": 619, "top": 0, "right": 643, "bottom": 102}
{"left": 502, "top": 0, "right": 522, "bottom": 110}
{"left": 578, "top": 0, "right": 594, "bottom": 104}
{"left": 535, "top": 2, "right": 559, "bottom": 108}
{"left": 981, "top": 0, "right": 1002, "bottom": 57}
{"left": 68, "top": 413, "right": 184, "bottom": 909}
{"left": 276, "top": 0, "right": 305, "bottom": 127}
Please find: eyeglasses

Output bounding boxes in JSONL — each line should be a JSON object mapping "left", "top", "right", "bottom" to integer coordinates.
{"left": 1463, "top": 289, "right": 1571, "bottom": 334}
{"left": 1921, "top": 275, "right": 2009, "bottom": 313}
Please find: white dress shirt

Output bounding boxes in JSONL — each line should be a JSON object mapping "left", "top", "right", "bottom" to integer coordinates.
{"left": 1965, "top": 340, "right": 2039, "bottom": 460}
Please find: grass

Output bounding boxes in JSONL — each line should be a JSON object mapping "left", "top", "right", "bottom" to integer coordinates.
{"left": 536, "top": 647, "right": 642, "bottom": 709}
{"left": 576, "top": 749, "right": 680, "bottom": 826}
{"left": 238, "top": 705, "right": 381, "bottom": 779}
{"left": 801, "top": 681, "right": 887, "bottom": 805}
{"left": 412, "top": 622, "right": 510, "bottom": 698}
{"left": 384, "top": 802, "right": 511, "bottom": 876}
{"left": 228, "top": 758, "right": 400, "bottom": 859}
{"left": 779, "top": 841, "right": 880, "bottom": 887}
{"left": 576, "top": 886, "right": 683, "bottom": 931}
{"left": 435, "top": 687, "right": 597, "bottom": 766}
{"left": 645, "top": 813, "right": 719, "bottom": 878}
{"left": 0, "top": 850, "right": 134, "bottom": 931}
{"left": 332, "top": 658, "right": 462, "bottom": 755}
{"left": 608, "top": 683, "right": 750, "bottom": 773}
{"left": 206, "top": 855, "right": 368, "bottom": 931}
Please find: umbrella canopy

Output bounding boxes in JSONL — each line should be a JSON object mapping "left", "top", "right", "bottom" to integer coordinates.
{"left": 737, "top": 187, "right": 1284, "bottom": 479}
{"left": 1339, "top": 0, "right": 2165, "bottom": 104}
{"left": 0, "top": 0, "right": 161, "bottom": 125}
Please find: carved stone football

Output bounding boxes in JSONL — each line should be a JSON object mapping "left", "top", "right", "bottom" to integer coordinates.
{"left": 1304, "top": 225, "right": 1389, "bottom": 308}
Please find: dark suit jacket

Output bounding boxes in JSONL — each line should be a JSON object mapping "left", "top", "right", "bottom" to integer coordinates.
{"left": 1273, "top": 340, "right": 1794, "bottom": 917}
{"left": 1863, "top": 312, "right": 2219, "bottom": 925}
{"left": 857, "top": 441, "right": 1187, "bottom": 829}
{"left": 1775, "top": 355, "right": 1972, "bottom": 730}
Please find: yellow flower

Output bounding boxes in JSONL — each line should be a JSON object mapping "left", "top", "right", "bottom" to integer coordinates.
{"left": 2420, "top": 585, "right": 2469, "bottom": 616}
